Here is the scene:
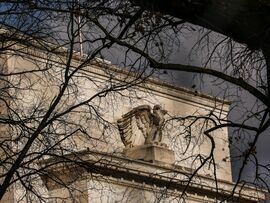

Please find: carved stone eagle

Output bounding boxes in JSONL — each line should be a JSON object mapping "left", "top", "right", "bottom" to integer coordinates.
{"left": 117, "top": 105, "right": 167, "bottom": 148}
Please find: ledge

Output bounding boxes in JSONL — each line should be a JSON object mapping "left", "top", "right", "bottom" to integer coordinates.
{"left": 39, "top": 149, "right": 266, "bottom": 202}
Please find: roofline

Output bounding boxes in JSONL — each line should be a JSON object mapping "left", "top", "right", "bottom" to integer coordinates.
{"left": 2, "top": 30, "right": 230, "bottom": 108}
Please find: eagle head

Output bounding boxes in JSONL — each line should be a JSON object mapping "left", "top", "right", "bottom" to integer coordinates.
{"left": 153, "top": 105, "right": 167, "bottom": 115}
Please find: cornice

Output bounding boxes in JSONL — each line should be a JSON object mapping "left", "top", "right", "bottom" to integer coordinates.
{"left": 40, "top": 149, "right": 266, "bottom": 202}
{"left": 4, "top": 39, "right": 230, "bottom": 112}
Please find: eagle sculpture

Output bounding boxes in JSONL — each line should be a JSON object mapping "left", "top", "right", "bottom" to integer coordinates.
{"left": 117, "top": 105, "right": 168, "bottom": 148}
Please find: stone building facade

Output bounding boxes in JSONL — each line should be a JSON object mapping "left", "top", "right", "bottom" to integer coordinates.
{"left": 0, "top": 43, "right": 266, "bottom": 202}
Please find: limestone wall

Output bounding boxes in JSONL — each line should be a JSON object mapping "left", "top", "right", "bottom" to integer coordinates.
{"left": 5, "top": 49, "right": 232, "bottom": 182}
{"left": 0, "top": 48, "right": 239, "bottom": 203}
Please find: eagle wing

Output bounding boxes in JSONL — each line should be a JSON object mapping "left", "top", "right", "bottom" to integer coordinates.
{"left": 117, "top": 105, "right": 152, "bottom": 147}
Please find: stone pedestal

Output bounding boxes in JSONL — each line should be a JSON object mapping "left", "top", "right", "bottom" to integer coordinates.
{"left": 123, "top": 144, "right": 175, "bottom": 165}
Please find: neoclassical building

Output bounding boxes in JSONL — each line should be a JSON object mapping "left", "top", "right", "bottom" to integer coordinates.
{"left": 0, "top": 41, "right": 266, "bottom": 203}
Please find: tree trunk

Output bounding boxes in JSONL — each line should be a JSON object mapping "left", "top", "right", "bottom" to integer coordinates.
{"left": 132, "top": 0, "right": 270, "bottom": 50}
{"left": 262, "top": 44, "right": 270, "bottom": 97}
